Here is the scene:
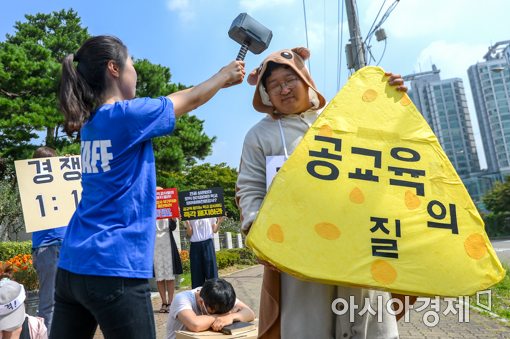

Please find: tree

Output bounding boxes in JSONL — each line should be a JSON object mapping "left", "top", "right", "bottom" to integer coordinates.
{"left": 0, "top": 9, "right": 215, "bottom": 165}
{"left": 134, "top": 58, "right": 216, "bottom": 173}
{"left": 0, "top": 163, "right": 24, "bottom": 241}
{"left": 0, "top": 9, "right": 89, "bottom": 158}
{"left": 0, "top": 9, "right": 223, "bottom": 238}
{"left": 185, "top": 163, "right": 239, "bottom": 220}
{"left": 133, "top": 58, "right": 183, "bottom": 98}
{"left": 483, "top": 176, "right": 510, "bottom": 214}
{"left": 219, "top": 217, "right": 242, "bottom": 235}
{"left": 0, "top": 9, "right": 89, "bottom": 238}
{"left": 159, "top": 163, "right": 240, "bottom": 220}
{"left": 482, "top": 176, "right": 510, "bottom": 237}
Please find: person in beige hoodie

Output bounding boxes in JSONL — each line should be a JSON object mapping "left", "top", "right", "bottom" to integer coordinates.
{"left": 236, "top": 47, "right": 408, "bottom": 339}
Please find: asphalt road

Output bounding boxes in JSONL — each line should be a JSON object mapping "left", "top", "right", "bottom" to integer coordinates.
{"left": 492, "top": 238, "right": 510, "bottom": 266}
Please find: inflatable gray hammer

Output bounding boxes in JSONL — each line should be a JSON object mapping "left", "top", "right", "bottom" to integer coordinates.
{"left": 228, "top": 13, "right": 272, "bottom": 61}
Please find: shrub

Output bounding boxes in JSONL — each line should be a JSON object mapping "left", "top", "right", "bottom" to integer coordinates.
{"left": 235, "top": 247, "right": 258, "bottom": 264}
{"left": 181, "top": 260, "right": 190, "bottom": 273}
{"left": 0, "top": 241, "right": 32, "bottom": 261}
{"left": 1, "top": 254, "right": 38, "bottom": 291}
{"left": 484, "top": 212, "right": 510, "bottom": 237}
{"left": 180, "top": 250, "right": 190, "bottom": 273}
{"left": 216, "top": 250, "right": 240, "bottom": 269}
{"left": 179, "top": 249, "right": 189, "bottom": 262}
{"left": 180, "top": 248, "right": 258, "bottom": 273}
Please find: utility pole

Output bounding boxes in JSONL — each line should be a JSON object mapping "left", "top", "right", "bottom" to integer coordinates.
{"left": 345, "top": 0, "right": 366, "bottom": 71}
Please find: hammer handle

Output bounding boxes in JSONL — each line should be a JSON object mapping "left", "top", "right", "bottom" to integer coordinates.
{"left": 236, "top": 43, "right": 249, "bottom": 61}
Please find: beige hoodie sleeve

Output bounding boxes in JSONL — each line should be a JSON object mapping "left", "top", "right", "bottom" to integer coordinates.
{"left": 236, "top": 125, "right": 269, "bottom": 235}
{"left": 236, "top": 113, "right": 318, "bottom": 235}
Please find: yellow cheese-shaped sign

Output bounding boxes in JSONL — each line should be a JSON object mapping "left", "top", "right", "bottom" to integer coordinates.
{"left": 246, "top": 66, "right": 505, "bottom": 297}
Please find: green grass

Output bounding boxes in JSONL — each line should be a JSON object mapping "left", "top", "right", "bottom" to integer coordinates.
{"left": 176, "top": 264, "right": 255, "bottom": 291}
{"left": 177, "top": 272, "right": 192, "bottom": 290}
{"left": 471, "top": 264, "right": 510, "bottom": 320}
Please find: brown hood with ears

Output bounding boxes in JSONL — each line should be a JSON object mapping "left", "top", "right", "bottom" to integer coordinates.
{"left": 248, "top": 47, "right": 326, "bottom": 116}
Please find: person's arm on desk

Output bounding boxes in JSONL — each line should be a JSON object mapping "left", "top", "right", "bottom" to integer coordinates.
{"left": 177, "top": 309, "right": 217, "bottom": 332}
{"left": 210, "top": 300, "right": 255, "bottom": 331}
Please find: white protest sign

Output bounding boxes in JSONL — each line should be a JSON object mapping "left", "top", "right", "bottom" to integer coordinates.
{"left": 15, "top": 156, "right": 82, "bottom": 232}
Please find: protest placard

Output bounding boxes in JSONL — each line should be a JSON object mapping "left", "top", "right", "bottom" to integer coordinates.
{"left": 15, "top": 156, "right": 82, "bottom": 232}
{"left": 178, "top": 187, "right": 225, "bottom": 221}
{"left": 156, "top": 188, "right": 180, "bottom": 219}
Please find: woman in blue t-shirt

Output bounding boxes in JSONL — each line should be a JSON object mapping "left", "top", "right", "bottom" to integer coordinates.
{"left": 51, "top": 35, "right": 245, "bottom": 339}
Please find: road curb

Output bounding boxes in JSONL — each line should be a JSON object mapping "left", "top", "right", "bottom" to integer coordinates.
{"left": 490, "top": 236, "right": 510, "bottom": 241}
{"left": 466, "top": 300, "right": 509, "bottom": 324}
{"left": 221, "top": 264, "right": 261, "bottom": 277}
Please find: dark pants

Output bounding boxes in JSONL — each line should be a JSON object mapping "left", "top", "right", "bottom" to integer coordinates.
{"left": 50, "top": 269, "right": 155, "bottom": 339}
{"left": 190, "top": 238, "right": 218, "bottom": 288}
{"left": 32, "top": 245, "right": 60, "bottom": 334}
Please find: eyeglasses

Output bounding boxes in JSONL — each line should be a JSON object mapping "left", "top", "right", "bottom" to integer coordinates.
{"left": 266, "top": 77, "right": 299, "bottom": 96}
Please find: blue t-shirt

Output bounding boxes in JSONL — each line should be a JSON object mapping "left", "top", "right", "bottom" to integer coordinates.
{"left": 32, "top": 227, "right": 67, "bottom": 248}
{"left": 58, "top": 97, "right": 175, "bottom": 278}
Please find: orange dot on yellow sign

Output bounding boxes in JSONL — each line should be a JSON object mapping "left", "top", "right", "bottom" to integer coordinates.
{"left": 349, "top": 187, "right": 365, "bottom": 204}
{"left": 362, "top": 89, "right": 378, "bottom": 102}
{"left": 314, "top": 222, "right": 341, "bottom": 240}
{"left": 464, "top": 233, "right": 487, "bottom": 260}
{"left": 319, "top": 124, "right": 333, "bottom": 137}
{"left": 404, "top": 190, "right": 421, "bottom": 210}
{"left": 267, "top": 224, "right": 284, "bottom": 243}
{"left": 371, "top": 260, "right": 397, "bottom": 285}
{"left": 400, "top": 94, "right": 412, "bottom": 106}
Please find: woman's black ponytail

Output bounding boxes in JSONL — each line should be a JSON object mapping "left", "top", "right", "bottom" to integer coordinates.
{"left": 58, "top": 36, "right": 128, "bottom": 137}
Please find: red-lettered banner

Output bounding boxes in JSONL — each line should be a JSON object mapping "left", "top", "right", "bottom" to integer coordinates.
{"left": 156, "top": 188, "right": 180, "bottom": 219}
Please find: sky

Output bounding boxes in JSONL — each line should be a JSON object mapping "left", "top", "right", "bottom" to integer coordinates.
{"left": 2, "top": 0, "right": 510, "bottom": 169}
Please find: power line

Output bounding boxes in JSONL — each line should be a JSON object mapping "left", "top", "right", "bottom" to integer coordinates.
{"left": 367, "top": 45, "right": 377, "bottom": 64}
{"left": 302, "top": 0, "right": 311, "bottom": 70}
{"left": 363, "top": 0, "right": 387, "bottom": 66}
{"left": 376, "top": 39, "right": 388, "bottom": 66}
{"left": 362, "top": 0, "right": 399, "bottom": 67}
{"left": 364, "top": 0, "right": 387, "bottom": 48}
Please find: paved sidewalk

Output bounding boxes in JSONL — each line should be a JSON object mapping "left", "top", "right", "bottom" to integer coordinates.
{"left": 96, "top": 265, "right": 510, "bottom": 338}
{"left": 220, "top": 266, "right": 510, "bottom": 339}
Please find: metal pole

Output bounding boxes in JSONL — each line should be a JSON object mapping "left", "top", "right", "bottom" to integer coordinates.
{"left": 345, "top": 0, "right": 366, "bottom": 71}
